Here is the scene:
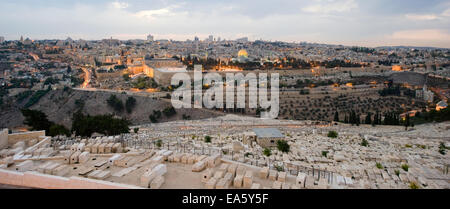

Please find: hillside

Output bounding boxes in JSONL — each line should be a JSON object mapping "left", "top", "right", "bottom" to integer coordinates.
{"left": 0, "top": 88, "right": 223, "bottom": 129}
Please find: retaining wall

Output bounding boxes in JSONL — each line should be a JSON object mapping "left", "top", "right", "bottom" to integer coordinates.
{"left": 0, "top": 169, "right": 142, "bottom": 189}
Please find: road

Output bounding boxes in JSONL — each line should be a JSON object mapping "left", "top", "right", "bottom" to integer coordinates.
{"left": 81, "top": 67, "right": 91, "bottom": 88}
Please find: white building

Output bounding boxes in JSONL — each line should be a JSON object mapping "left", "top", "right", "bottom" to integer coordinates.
{"left": 416, "top": 85, "right": 434, "bottom": 103}
{"left": 0, "top": 36, "right": 4, "bottom": 43}
{"left": 147, "top": 34, "right": 154, "bottom": 42}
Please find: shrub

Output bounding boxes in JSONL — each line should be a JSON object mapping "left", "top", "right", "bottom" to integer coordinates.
{"left": 106, "top": 95, "right": 124, "bottom": 112}
{"left": 263, "top": 148, "right": 271, "bottom": 157}
{"left": 409, "top": 182, "right": 420, "bottom": 189}
{"left": 163, "top": 106, "right": 176, "bottom": 117}
{"left": 361, "top": 138, "right": 369, "bottom": 147}
{"left": 125, "top": 97, "right": 137, "bottom": 113}
{"left": 149, "top": 110, "right": 162, "bottom": 123}
{"left": 274, "top": 164, "right": 284, "bottom": 172}
{"left": 376, "top": 163, "right": 383, "bottom": 169}
{"left": 394, "top": 170, "right": 400, "bottom": 176}
{"left": 439, "top": 142, "right": 447, "bottom": 155}
{"left": 24, "top": 89, "right": 50, "bottom": 108}
{"left": 277, "top": 140, "right": 290, "bottom": 153}
{"left": 156, "top": 140, "right": 162, "bottom": 148}
{"left": 204, "top": 136, "right": 211, "bottom": 143}
{"left": 123, "top": 73, "right": 130, "bottom": 81}
{"left": 133, "top": 127, "right": 139, "bottom": 133}
{"left": 401, "top": 164, "right": 409, "bottom": 172}
{"left": 322, "top": 151, "right": 329, "bottom": 157}
{"left": 327, "top": 131, "right": 338, "bottom": 138}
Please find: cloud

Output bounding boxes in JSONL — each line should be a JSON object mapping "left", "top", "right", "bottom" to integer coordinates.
{"left": 302, "top": 0, "right": 358, "bottom": 13}
{"left": 442, "top": 8, "right": 450, "bottom": 16}
{"left": 389, "top": 29, "right": 450, "bottom": 40}
{"left": 405, "top": 14, "right": 439, "bottom": 20}
{"left": 1, "top": 0, "right": 449, "bottom": 48}
{"left": 111, "top": 1, "right": 129, "bottom": 9}
{"left": 133, "top": 4, "right": 186, "bottom": 20}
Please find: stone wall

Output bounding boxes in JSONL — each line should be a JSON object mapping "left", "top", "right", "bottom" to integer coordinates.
{"left": 0, "top": 169, "right": 142, "bottom": 189}
{"left": 256, "top": 137, "right": 284, "bottom": 148}
{"left": 0, "top": 129, "right": 7, "bottom": 149}
{"left": 8, "top": 130, "right": 46, "bottom": 146}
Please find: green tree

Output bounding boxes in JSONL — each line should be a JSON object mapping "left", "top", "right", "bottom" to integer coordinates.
{"left": 123, "top": 73, "right": 130, "bottom": 81}
{"left": 163, "top": 106, "right": 177, "bottom": 117}
{"left": 156, "top": 140, "right": 162, "bottom": 148}
{"left": 361, "top": 138, "right": 369, "bottom": 147}
{"left": 21, "top": 109, "right": 54, "bottom": 133}
{"left": 263, "top": 148, "right": 271, "bottom": 156}
{"left": 49, "top": 124, "right": 71, "bottom": 137}
{"left": 405, "top": 114, "right": 410, "bottom": 130}
{"left": 327, "top": 131, "right": 338, "bottom": 138}
{"left": 334, "top": 111, "right": 339, "bottom": 122}
{"left": 277, "top": 140, "right": 290, "bottom": 153}
{"left": 106, "top": 95, "right": 124, "bottom": 112}
{"left": 365, "top": 112, "right": 372, "bottom": 124}
{"left": 204, "top": 136, "right": 212, "bottom": 143}
{"left": 71, "top": 112, "right": 130, "bottom": 137}
{"left": 125, "top": 97, "right": 137, "bottom": 113}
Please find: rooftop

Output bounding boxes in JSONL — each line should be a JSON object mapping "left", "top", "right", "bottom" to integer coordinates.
{"left": 252, "top": 128, "right": 284, "bottom": 138}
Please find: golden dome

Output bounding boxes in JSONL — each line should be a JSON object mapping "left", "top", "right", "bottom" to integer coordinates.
{"left": 238, "top": 49, "right": 248, "bottom": 58}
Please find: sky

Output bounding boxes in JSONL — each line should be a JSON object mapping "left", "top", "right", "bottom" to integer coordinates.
{"left": 1, "top": 0, "right": 450, "bottom": 48}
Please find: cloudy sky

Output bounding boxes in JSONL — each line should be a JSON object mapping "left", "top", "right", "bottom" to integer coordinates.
{"left": 1, "top": 0, "right": 450, "bottom": 48}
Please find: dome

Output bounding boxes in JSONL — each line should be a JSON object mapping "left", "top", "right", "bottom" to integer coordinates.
{"left": 238, "top": 49, "right": 248, "bottom": 58}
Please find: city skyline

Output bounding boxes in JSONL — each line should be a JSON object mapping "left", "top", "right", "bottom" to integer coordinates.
{"left": 1, "top": 0, "right": 450, "bottom": 48}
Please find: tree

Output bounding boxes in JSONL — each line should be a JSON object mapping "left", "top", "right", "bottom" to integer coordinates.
{"left": 21, "top": 109, "right": 53, "bottom": 133}
{"left": 156, "top": 140, "right": 162, "bottom": 148}
{"left": 71, "top": 112, "right": 130, "bottom": 137}
{"left": 133, "top": 127, "right": 139, "bottom": 133}
{"left": 204, "top": 136, "right": 212, "bottom": 143}
{"left": 327, "top": 131, "right": 338, "bottom": 138}
{"left": 49, "top": 124, "right": 71, "bottom": 137}
{"left": 123, "top": 73, "right": 130, "bottom": 81}
{"left": 361, "top": 138, "right": 369, "bottom": 147}
{"left": 334, "top": 111, "right": 339, "bottom": 122}
{"left": 277, "top": 140, "right": 290, "bottom": 153}
{"left": 365, "top": 112, "right": 372, "bottom": 124}
{"left": 263, "top": 148, "right": 271, "bottom": 156}
{"left": 106, "top": 95, "right": 124, "bottom": 112}
{"left": 405, "top": 114, "right": 410, "bottom": 130}
{"left": 439, "top": 142, "right": 447, "bottom": 155}
{"left": 163, "top": 106, "right": 176, "bottom": 117}
{"left": 125, "top": 97, "right": 137, "bottom": 113}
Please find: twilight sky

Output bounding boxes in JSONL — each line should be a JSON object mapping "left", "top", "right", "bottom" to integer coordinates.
{"left": 1, "top": 0, "right": 450, "bottom": 48}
